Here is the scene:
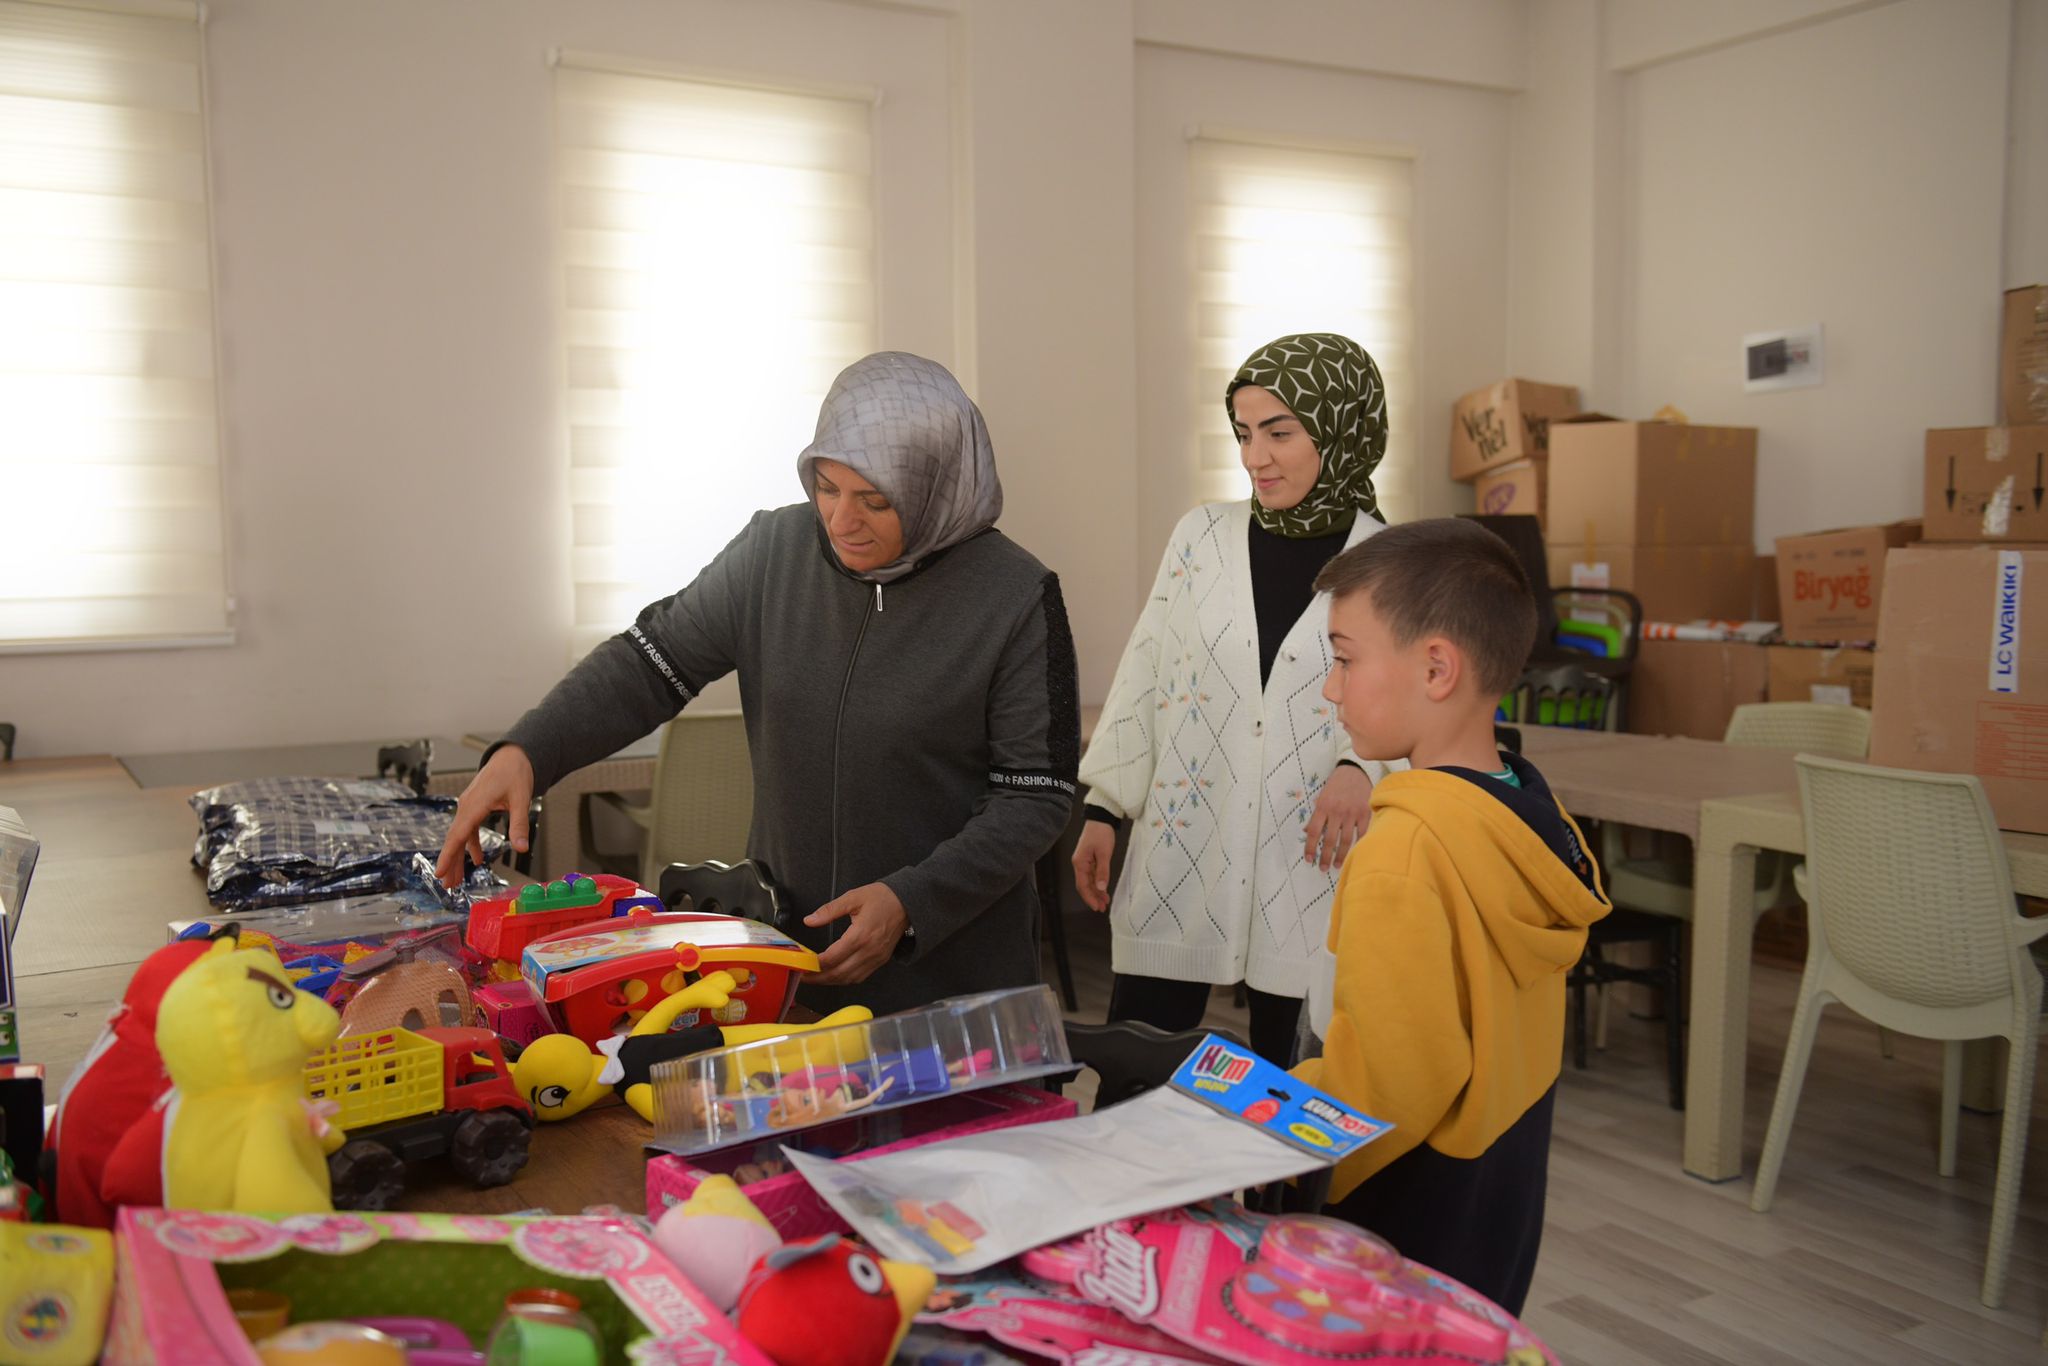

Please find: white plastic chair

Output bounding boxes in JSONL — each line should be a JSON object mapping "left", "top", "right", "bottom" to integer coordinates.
{"left": 584, "top": 711, "right": 753, "bottom": 887}
{"left": 1750, "top": 755, "right": 2045, "bottom": 1309}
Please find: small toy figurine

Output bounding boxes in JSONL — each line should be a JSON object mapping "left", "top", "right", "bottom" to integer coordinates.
{"left": 511, "top": 968, "right": 872, "bottom": 1124}
{"left": 652, "top": 1174, "right": 783, "bottom": 1312}
{"left": 45, "top": 935, "right": 217, "bottom": 1227}
{"left": 140, "top": 939, "right": 344, "bottom": 1214}
{"left": 735, "top": 1233, "right": 934, "bottom": 1366}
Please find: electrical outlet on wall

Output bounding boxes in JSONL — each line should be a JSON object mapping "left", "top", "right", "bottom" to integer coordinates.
{"left": 1742, "top": 324, "right": 1825, "bottom": 392}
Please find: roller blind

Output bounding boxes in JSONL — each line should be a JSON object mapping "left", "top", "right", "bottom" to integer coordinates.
{"left": 1189, "top": 134, "right": 1417, "bottom": 522}
{"left": 556, "top": 58, "right": 877, "bottom": 658}
{"left": 0, "top": 0, "right": 231, "bottom": 650}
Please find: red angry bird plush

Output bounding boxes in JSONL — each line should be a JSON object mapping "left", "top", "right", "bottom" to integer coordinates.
{"left": 46, "top": 936, "right": 216, "bottom": 1227}
{"left": 733, "top": 1233, "right": 935, "bottom": 1366}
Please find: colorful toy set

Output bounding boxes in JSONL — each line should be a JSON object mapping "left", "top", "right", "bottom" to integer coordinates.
{"left": 648, "top": 985, "right": 1073, "bottom": 1156}
{"left": 521, "top": 911, "right": 818, "bottom": 1047}
{"left": 920, "top": 1199, "right": 1556, "bottom": 1366}
{"left": 464, "top": 873, "right": 661, "bottom": 964}
{"left": 103, "top": 1207, "right": 772, "bottom": 1366}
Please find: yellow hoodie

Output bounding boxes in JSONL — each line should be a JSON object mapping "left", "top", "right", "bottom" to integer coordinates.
{"left": 1293, "top": 760, "right": 1609, "bottom": 1202}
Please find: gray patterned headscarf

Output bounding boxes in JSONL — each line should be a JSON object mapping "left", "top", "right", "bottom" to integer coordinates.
{"left": 1225, "top": 333, "right": 1387, "bottom": 538}
{"left": 797, "top": 352, "right": 1003, "bottom": 583}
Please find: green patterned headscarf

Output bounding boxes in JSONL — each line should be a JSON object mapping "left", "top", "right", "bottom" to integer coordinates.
{"left": 1225, "top": 333, "right": 1387, "bottom": 538}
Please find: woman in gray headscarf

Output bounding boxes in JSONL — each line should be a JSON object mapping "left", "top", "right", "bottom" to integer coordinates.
{"left": 439, "top": 353, "right": 1080, "bottom": 1016}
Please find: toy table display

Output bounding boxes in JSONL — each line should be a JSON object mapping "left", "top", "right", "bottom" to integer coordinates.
{"left": 103, "top": 1208, "right": 771, "bottom": 1366}
{"left": 521, "top": 912, "right": 818, "bottom": 1047}
{"left": 922, "top": 1199, "right": 1556, "bottom": 1366}
{"left": 647, "top": 985, "right": 1073, "bottom": 1158}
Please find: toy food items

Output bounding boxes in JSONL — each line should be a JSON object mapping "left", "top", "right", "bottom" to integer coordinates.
{"left": 46, "top": 936, "right": 215, "bottom": 1227}
{"left": 124, "top": 940, "right": 345, "bottom": 1215}
{"left": 253, "top": 1322, "right": 408, "bottom": 1366}
{"left": 0, "top": 1222, "right": 115, "bottom": 1366}
{"left": 303, "top": 1025, "right": 532, "bottom": 1210}
{"left": 736, "top": 1234, "right": 934, "bottom": 1366}
{"left": 483, "top": 1299, "right": 602, "bottom": 1366}
{"left": 521, "top": 913, "right": 818, "bottom": 1048}
{"left": 652, "top": 1175, "right": 783, "bottom": 1313}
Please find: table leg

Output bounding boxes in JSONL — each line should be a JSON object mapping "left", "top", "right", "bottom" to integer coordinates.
{"left": 1685, "top": 811, "right": 1759, "bottom": 1182}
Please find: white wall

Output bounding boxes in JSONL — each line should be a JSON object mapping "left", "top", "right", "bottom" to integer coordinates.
{"left": 1511, "top": 0, "right": 2039, "bottom": 549}
{"left": 1134, "top": 44, "right": 1516, "bottom": 569}
{"left": 1623, "top": 0, "right": 2011, "bottom": 543}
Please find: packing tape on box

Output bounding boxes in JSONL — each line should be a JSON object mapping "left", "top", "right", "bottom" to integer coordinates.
{"left": 1988, "top": 428, "right": 2012, "bottom": 462}
{"left": 1986, "top": 476, "right": 2015, "bottom": 537}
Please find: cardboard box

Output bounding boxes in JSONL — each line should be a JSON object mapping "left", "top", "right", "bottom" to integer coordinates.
{"left": 1628, "top": 639, "right": 1771, "bottom": 740}
{"left": 1473, "top": 458, "right": 1544, "bottom": 522}
{"left": 1546, "top": 543, "right": 1757, "bottom": 623}
{"left": 1870, "top": 544, "right": 2048, "bottom": 833}
{"left": 1773, "top": 521, "right": 1923, "bottom": 643}
{"left": 1767, "top": 644, "right": 1876, "bottom": 708}
{"left": 1548, "top": 420, "right": 1758, "bottom": 547}
{"left": 1450, "top": 378, "right": 1579, "bottom": 481}
{"left": 1754, "top": 553, "right": 1781, "bottom": 622}
{"left": 1925, "top": 426, "right": 2048, "bottom": 542}
{"left": 2005, "top": 285, "right": 2048, "bottom": 425}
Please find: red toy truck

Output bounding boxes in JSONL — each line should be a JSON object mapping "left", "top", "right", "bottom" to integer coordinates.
{"left": 303, "top": 1025, "right": 533, "bottom": 1210}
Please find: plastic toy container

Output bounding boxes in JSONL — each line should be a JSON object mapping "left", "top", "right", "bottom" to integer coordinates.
{"left": 645, "top": 1084, "right": 1076, "bottom": 1236}
{"left": 465, "top": 873, "right": 658, "bottom": 963}
{"left": 648, "top": 985, "right": 1072, "bottom": 1157}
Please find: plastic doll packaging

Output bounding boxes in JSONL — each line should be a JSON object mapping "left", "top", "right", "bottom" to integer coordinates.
{"left": 784, "top": 1033, "right": 1391, "bottom": 1275}
{"left": 918, "top": 1199, "right": 1556, "bottom": 1366}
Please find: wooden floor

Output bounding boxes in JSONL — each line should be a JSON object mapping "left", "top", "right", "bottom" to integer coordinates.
{"left": 10, "top": 756, "right": 2048, "bottom": 1362}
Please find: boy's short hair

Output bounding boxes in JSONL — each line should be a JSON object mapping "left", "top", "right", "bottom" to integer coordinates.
{"left": 1314, "top": 518, "right": 1539, "bottom": 695}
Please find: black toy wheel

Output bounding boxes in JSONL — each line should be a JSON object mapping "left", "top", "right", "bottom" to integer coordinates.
{"left": 329, "top": 1139, "right": 405, "bottom": 1211}
{"left": 451, "top": 1109, "right": 531, "bottom": 1187}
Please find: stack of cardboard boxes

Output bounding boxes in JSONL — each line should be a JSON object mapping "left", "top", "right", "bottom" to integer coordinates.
{"left": 1768, "top": 521, "right": 1921, "bottom": 706}
{"left": 1543, "top": 419, "right": 1760, "bottom": 623}
{"left": 1449, "top": 379, "right": 1580, "bottom": 532}
{"left": 1868, "top": 284, "right": 2048, "bottom": 834}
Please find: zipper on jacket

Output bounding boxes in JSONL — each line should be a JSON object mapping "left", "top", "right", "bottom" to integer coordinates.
{"left": 827, "top": 581, "right": 884, "bottom": 907}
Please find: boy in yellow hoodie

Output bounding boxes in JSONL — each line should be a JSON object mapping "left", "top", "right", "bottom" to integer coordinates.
{"left": 1291, "top": 517, "right": 1609, "bottom": 1315}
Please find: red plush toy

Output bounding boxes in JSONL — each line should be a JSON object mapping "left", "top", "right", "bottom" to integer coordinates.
{"left": 733, "top": 1234, "right": 934, "bottom": 1366}
{"left": 46, "top": 936, "right": 216, "bottom": 1227}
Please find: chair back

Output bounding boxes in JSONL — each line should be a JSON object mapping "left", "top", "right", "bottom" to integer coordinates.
{"left": 1726, "top": 703, "right": 1871, "bottom": 759}
{"left": 657, "top": 859, "right": 786, "bottom": 929}
{"left": 1062, "top": 1020, "right": 1245, "bottom": 1108}
{"left": 1796, "top": 755, "right": 2026, "bottom": 1009}
{"left": 640, "top": 710, "right": 752, "bottom": 886}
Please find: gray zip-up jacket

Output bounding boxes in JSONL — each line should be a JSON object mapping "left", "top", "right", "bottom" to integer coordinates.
{"left": 500, "top": 504, "right": 1080, "bottom": 1017}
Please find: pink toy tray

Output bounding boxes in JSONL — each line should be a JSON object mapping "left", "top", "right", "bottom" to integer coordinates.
{"left": 646, "top": 1083, "right": 1076, "bottom": 1240}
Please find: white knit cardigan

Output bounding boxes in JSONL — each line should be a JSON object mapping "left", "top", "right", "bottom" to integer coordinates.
{"left": 1079, "top": 500, "right": 1394, "bottom": 997}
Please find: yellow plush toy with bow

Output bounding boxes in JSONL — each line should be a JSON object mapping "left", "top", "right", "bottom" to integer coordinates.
{"left": 155, "top": 938, "right": 345, "bottom": 1214}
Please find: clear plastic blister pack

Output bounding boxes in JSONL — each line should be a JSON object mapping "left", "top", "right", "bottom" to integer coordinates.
{"left": 648, "top": 985, "right": 1073, "bottom": 1157}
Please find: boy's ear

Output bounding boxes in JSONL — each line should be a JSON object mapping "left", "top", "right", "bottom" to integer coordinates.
{"left": 1422, "top": 636, "right": 1463, "bottom": 701}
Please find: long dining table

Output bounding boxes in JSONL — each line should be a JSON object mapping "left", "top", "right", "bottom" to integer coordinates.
{"left": 1516, "top": 725, "right": 2048, "bottom": 1183}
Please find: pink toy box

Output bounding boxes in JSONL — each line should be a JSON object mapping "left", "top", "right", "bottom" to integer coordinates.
{"left": 475, "top": 979, "right": 552, "bottom": 1050}
{"left": 104, "top": 1207, "right": 771, "bottom": 1366}
{"left": 646, "top": 1083, "right": 1075, "bottom": 1239}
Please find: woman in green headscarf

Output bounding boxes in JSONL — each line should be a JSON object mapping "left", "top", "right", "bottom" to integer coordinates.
{"left": 1072, "top": 333, "right": 1396, "bottom": 1063}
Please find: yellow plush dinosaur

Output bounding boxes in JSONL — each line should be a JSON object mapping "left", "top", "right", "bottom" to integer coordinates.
{"left": 512, "top": 970, "right": 874, "bottom": 1123}
{"left": 155, "top": 938, "right": 345, "bottom": 1214}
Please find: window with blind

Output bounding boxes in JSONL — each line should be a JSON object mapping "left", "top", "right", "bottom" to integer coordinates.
{"left": 555, "top": 57, "right": 878, "bottom": 658}
{"left": 1189, "top": 134, "right": 1416, "bottom": 522}
{"left": 0, "top": 0, "right": 231, "bottom": 650}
